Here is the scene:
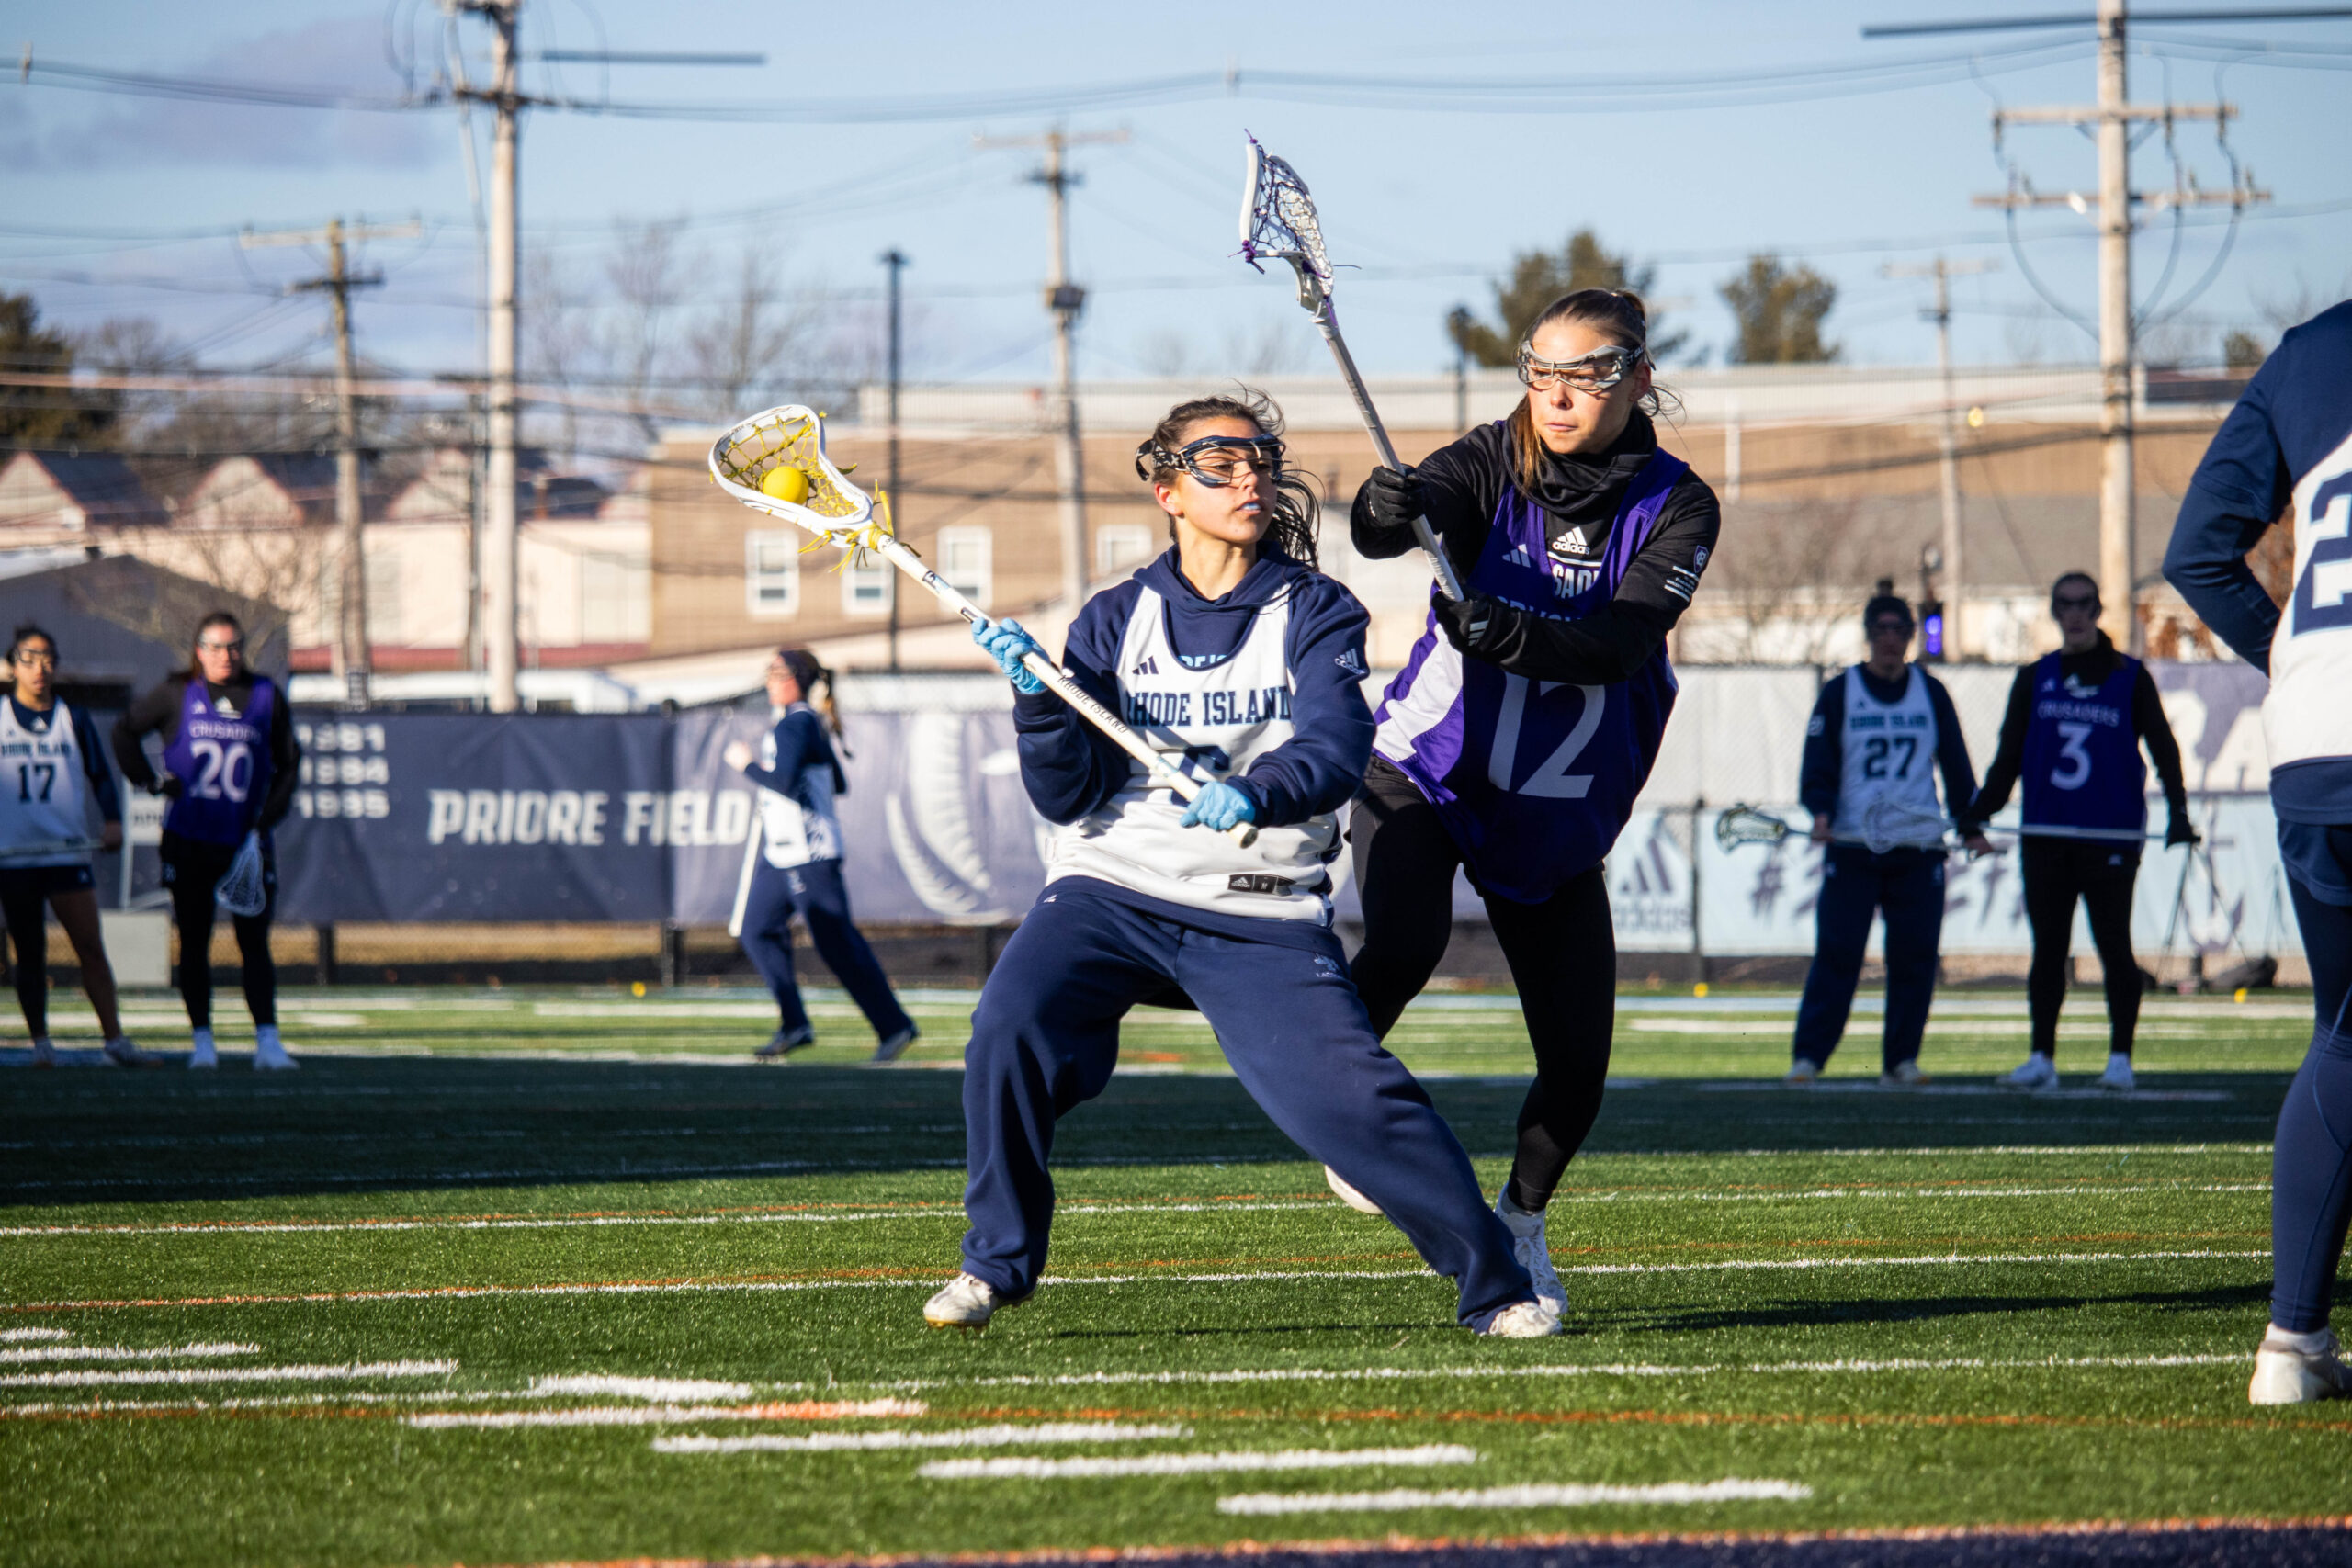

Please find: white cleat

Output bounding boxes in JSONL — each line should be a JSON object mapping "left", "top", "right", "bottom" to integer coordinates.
{"left": 922, "top": 1271, "right": 1029, "bottom": 1331}
{"left": 103, "top": 1037, "right": 159, "bottom": 1068}
{"left": 1479, "top": 1299, "right": 1563, "bottom": 1338}
{"left": 1880, "top": 1059, "right": 1931, "bottom": 1088}
{"left": 1783, "top": 1057, "right": 1821, "bottom": 1086}
{"left": 1324, "top": 1165, "right": 1385, "bottom": 1215}
{"left": 29, "top": 1037, "right": 55, "bottom": 1069}
{"left": 1495, "top": 1191, "right": 1567, "bottom": 1317}
{"left": 2099, "top": 1052, "right": 2136, "bottom": 1092}
{"left": 2249, "top": 1327, "right": 2350, "bottom": 1405}
{"left": 253, "top": 1025, "right": 297, "bottom": 1071}
{"left": 1997, "top": 1053, "right": 2059, "bottom": 1092}
{"left": 188, "top": 1028, "right": 217, "bottom": 1070}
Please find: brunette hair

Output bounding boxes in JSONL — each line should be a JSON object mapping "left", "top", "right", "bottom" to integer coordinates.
{"left": 1504, "top": 288, "right": 1674, "bottom": 496}
{"left": 185, "top": 611, "right": 244, "bottom": 680}
{"left": 776, "top": 647, "right": 848, "bottom": 757}
{"left": 1133, "top": 387, "right": 1319, "bottom": 569}
{"left": 2050, "top": 570, "right": 2100, "bottom": 609}
{"left": 7, "top": 622, "right": 56, "bottom": 665}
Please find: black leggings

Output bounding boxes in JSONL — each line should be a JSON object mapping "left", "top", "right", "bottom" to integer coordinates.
{"left": 2, "top": 875, "right": 54, "bottom": 1037}
{"left": 1349, "top": 755, "right": 1615, "bottom": 1212}
{"left": 2022, "top": 838, "right": 2139, "bottom": 1059}
{"left": 164, "top": 835, "right": 276, "bottom": 1030}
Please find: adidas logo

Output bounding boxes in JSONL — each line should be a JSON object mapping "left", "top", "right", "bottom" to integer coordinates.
{"left": 1550, "top": 525, "right": 1592, "bottom": 559}
{"left": 1334, "top": 648, "right": 1368, "bottom": 677}
{"left": 1132, "top": 656, "right": 1160, "bottom": 675}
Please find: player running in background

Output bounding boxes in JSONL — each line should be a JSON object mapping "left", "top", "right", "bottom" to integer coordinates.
{"left": 927, "top": 389, "right": 1556, "bottom": 1338}
{"left": 2164, "top": 299, "right": 2352, "bottom": 1404}
{"left": 2, "top": 624, "right": 142, "bottom": 1067}
{"left": 721, "top": 649, "right": 916, "bottom": 1064}
{"left": 111, "top": 613, "right": 299, "bottom": 1071}
{"left": 1346, "top": 289, "right": 1719, "bottom": 1315}
{"left": 1787, "top": 590, "right": 1992, "bottom": 1087}
{"left": 1968, "top": 572, "right": 2194, "bottom": 1093}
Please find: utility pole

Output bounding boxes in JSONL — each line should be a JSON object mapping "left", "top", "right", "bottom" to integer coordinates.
{"left": 881, "top": 248, "right": 907, "bottom": 671}
{"left": 1883, "top": 255, "right": 1996, "bottom": 659}
{"left": 976, "top": 127, "right": 1127, "bottom": 614}
{"left": 242, "top": 216, "right": 421, "bottom": 707}
{"left": 1871, "top": 2, "right": 2269, "bottom": 654}
{"left": 1446, "top": 306, "right": 1472, "bottom": 435}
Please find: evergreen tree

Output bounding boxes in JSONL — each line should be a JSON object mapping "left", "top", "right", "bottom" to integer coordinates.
{"left": 1447, "top": 231, "right": 1689, "bottom": 367}
{"left": 0, "top": 294, "right": 118, "bottom": 447}
{"left": 1718, "top": 256, "right": 1840, "bottom": 365}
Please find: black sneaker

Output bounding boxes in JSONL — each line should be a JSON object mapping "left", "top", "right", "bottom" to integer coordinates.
{"left": 753, "top": 1026, "right": 815, "bottom": 1061}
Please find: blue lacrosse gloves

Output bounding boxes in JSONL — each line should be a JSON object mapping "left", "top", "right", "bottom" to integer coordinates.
{"left": 1179, "top": 779, "right": 1257, "bottom": 832}
{"left": 973, "top": 618, "right": 1046, "bottom": 694}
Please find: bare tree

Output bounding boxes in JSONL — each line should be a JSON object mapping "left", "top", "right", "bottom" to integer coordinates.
{"left": 1692, "top": 498, "right": 1859, "bottom": 664}
{"left": 601, "top": 219, "right": 688, "bottom": 444}
{"left": 524, "top": 252, "right": 593, "bottom": 467}
{"left": 683, "top": 245, "right": 818, "bottom": 421}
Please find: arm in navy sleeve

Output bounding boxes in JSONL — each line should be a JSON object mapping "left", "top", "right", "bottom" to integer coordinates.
{"left": 1012, "top": 589, "right": 1136, "bottom": 824}
{"left": 1967, "top": 667, "right": 2035, "bottom": 824}
{"left": 738, "top": 710, "right": 815, "bottom": 794}
{"left": 2163, "top": 361, "right": 2290, "bottom": 671}
{"left": 256, "top": 685, "right": 300, "bottom": 831}
{"left": 1797, "top": 678, "right": 1844, "bottom": 824}
{"left": 1229, "top": 578, "right": 1374, "bottom": 827}
{"left": 2132, "top": 663, "right": 2191, "bottom": 825}
{"left": 71, "top": 706, "right": 121, "bottom": 823}
{"left": 1924, "top": 674, "right": 1982, "bottom": 832}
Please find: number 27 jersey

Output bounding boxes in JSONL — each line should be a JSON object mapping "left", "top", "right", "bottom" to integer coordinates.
{"left": 161, "top": 676, "right": 277, "bottom": 846}
{"left": 1371, "top": 448, "right": 1686, "bottom": 903}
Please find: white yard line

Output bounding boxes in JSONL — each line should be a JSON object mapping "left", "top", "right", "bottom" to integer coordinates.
{"left": 0, "top": 1359, "right": 455, "bottom": 1390}
{"left": 527, "top": 1375, "right": 758, "bottom": 1403}
{"left": 0, "top": 1342, "right": 256, "bottom": 1363}
{"left": 1216, "top": 1479, "right": 1812, "bottom": 1515}
{"left": 654, "top": 1423, "right": 1187, "bottom": 1455}
{"left": 921, "top": 1445, "right": 1479, "bottom": 1480}
{"left": 0, "top": 1328, "right": 72, "bottom": 1342}
{"left": 407, "top": 1397, "right": 922, "bottom": 1430}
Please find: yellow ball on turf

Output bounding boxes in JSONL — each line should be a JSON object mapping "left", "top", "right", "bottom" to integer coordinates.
{"left": 761, "top": 466, "right": 810, "bottom": 504}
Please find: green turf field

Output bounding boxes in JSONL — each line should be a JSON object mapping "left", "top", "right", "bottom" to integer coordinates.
{"left": 3, "top": 985, "right": 2342, "bottom": 1567}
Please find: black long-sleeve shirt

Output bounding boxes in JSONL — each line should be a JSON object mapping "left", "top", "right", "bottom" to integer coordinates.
{"left": 111, "top": 672, "right": 300, "bottom": 831}
{"left": 1968, "top": 635, "right": 2189, "bottom": 829}
{"left": 1350, "top": 409, "right": 1720, "bottom": 682}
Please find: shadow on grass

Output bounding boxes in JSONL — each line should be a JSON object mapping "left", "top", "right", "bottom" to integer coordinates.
{"left": 0, "top": 1057, "right": 2293, "bottom": 1208}
{"left": 1600, "top": 1280, "right": 2273, "bottom": 1337}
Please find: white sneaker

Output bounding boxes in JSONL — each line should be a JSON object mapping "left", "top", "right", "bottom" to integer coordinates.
{"left": 253, "top": 1025, "right": 297, "bottom": 1072}
{"left": 922, "top": 1272, "right": 1028, "bottom": 1330}
{"left": 103, "top": 1037, "right": 159, "bottom": 1068}
{"left": 871, "top": 1025, "right": 919, "bottom": 1064}
{"left": 2249, "top": 1327, "right": 2350, "bottom": 1405}
{"left": 29, "top": 1037, "right": 54, "bottom": 1068}
{"left": 1479, "top": 1299, "right": 1563, "bottom": 1338}
{"left": 2099, "top": 1053, "right": 2135, "bottom": 1092}
{"left": 1495, "top": 1192, "right": 1567, "bottom": 1316}
{"left": 1784, "top": 1057, "right": 1820, "bottom": 1085}
{"left": 188, "top": 1028, "right": 218, "bottom": 1070}
{"left": 1997, "top": 1054, "right": 2059, "bottom": 1091}
{"left": 1880, "top": 1059, "right": 1930, "bottom": 1088}
{"left": 1324, "top": 1165, "right": 1385, "bottom": 1215}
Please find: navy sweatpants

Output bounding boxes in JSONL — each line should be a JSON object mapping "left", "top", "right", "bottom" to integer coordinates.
{"left": 1792, "top": 845, "right": 1947, "bottom": 1073}
{"left": 738, "top": 858, "right": 912, "bottom": 1041}
{"left": 958, "top": 883, "right": 1536, "bottom": 1328}
{"left": 2271, "top": 823, "right": 2352, "bottom": 1334}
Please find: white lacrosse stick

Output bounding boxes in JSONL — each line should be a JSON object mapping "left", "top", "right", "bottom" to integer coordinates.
{"left": 1238, "top": 135, "right": 1464, "bottom": 602}
{"left": 216, "top": 830, "right": 267, "bottom": 917}
{"left": 1857, "top": 797, "right": 1959, "bottom": 855}
{"left": 709, "top": 406, "right": 1255, "bottom": 848}
{"left": 1713, "top": 805, "right": 1795, "bottom": 852}
{"left": 0, "top": 838, "right": 103, "bottom": 863}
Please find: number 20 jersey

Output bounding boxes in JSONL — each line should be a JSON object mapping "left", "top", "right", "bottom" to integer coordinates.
{"left": 161, "top": 676, "right": 277, "bottom": 846}
{"left": 1371, "top": 448, "right": 1686, "bottom": 903}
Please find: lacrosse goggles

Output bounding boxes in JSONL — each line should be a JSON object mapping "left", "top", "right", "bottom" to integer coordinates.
{"left": 1516, "top": 342, "right": 1647, "bottom": 395}
{"left": 1135, "top": 432, "right": 1286, "bottom": 488}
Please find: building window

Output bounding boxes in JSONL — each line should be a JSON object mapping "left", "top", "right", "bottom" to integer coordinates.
{"left": 1096, "top": 523, "right": 1154, "bottom": 577}
{"left": 745, "top": 532, "right": 800, "bottom": 618}
{"left": 936, "top": 526, "right": 991, "bottom": 608}
{"left": 841, "top": 554, "right": 893, "bottom": 617}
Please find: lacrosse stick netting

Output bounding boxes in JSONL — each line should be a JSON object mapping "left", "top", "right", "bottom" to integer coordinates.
{"left": 1237, "top": 135, "right": 1464, "bottom": 601}
{"left": 217, "top": 831, "right": 267, "bottom": 917}
{"left": 1713, "top": 805, "right": 1793, "bottom": 852}
{"left": 708, "top": 406, "right": 1255, "bottom": 847}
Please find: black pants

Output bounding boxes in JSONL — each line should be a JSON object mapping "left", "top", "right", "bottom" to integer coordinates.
{"left": 1348, "top": 755, "right": 1615, "bottom": 1212}
{"left": 2022, "top": 837, "right": 2139, "bottom": 1059}
{"left": 162, "top": 833, "right": 276, "bottom": 1030}
{"left": 2, "top": 865, "right": 92, "bottom": 1038}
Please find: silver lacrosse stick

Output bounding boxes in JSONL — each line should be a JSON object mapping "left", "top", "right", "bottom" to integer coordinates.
{"left": 1713, "top": 805, "right": 1795, "bottom": 852}
{"left": 1238, "top": 135, "right": 1464, "bottom": 602}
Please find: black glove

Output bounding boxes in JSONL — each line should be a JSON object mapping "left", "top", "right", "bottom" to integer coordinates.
{"left": 155, "top": 774, "right": 184, "bottom": 798}
{"left": 1433, "top": 592, "right": 1510, "bottom": 658}
{"left": 2167, "top": 818, "right": 2200, "bottom": 848}
{"left": 1363, "top": 463, "right": 1426, "bottom": 535}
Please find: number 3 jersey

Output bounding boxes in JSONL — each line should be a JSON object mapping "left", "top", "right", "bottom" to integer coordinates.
{"left": 1370, "top": 450, "right": 1686, "bottom": 903}
{"left": 161, "top": 675, "right": 278, "bottom": 846}
{"left": 2020, "top": 649, "right": 2146, "bottom": 833}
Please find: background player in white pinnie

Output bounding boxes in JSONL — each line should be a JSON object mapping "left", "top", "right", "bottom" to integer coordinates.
{"left": 928, "top": 389, "right": 1557, "bottom": 1339}
{"left": 0, "top": 624, "right": 141, "bottom": 1067}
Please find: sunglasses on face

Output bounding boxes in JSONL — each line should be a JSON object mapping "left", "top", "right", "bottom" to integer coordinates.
{"left": 1869, "top": 621, "right": 1913, "bottom": 638}
{"left": 1516, "top": 344, "right": 1645, "bottom": 395}
{"left": 2052, "top": 593, "right": 2099, "bottom": 613}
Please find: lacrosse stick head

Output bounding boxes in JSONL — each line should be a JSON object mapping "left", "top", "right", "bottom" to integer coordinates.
{"left": 709, "top": 404, "right": 875, "bottom": 543}
{"left": 1714, "top": 805, "right": 1792, "bottom": 852}
{"left": 1238, "top": 133, "right": 1333, "bottom": 310}
{"left": 1859, "top": 796, "right": 1951, "bottom": 855}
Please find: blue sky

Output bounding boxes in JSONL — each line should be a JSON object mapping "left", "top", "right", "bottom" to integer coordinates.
{"left": 4, "top": 0, "right": 2347, "bottom": 387}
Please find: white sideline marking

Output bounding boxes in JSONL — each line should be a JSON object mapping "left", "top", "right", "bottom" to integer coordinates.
{"left": 0, "top": 1328, "right": 73, "bottom": 1342}
{"left": 529, "top": 1375, "right": 756, "bottom": 1403}
{"left": 0, "top": 1342, "right": 257, "bottom": 1364}
{"left": 896, "top": 1350, "right": 2250, "bottom": 1393}
{"left": 407, "top": 1397, "right": 922, "bottom": 1429}
{"left": 1694, "top": 1079, "right": 2229, "bottom": 1101}
{"left": 0, "top": 1359, "right": 455, "bottom": 1390}
{"left": 1216, "top": 1479, "right": 1812, "bottom": 1515}
{"left": 655, "top": 1422, "right": 1188, "bottom": 1455}
{"left": 921, "top": 1445, "right": 1479, "bottom": 1480}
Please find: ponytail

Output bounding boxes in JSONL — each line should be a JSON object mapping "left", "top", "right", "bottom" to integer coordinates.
{"left": 777, "top": 648, "right": 848, "bottom": 760}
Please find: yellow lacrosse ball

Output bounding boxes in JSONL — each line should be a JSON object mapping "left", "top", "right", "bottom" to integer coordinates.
{"left": 761, "top": 465, "right": 810, "bottom": 504}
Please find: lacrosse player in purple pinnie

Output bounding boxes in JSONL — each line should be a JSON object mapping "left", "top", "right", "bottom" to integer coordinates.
{"left": 1347, "top": 289, "right": 1721, "bottom": 1318}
